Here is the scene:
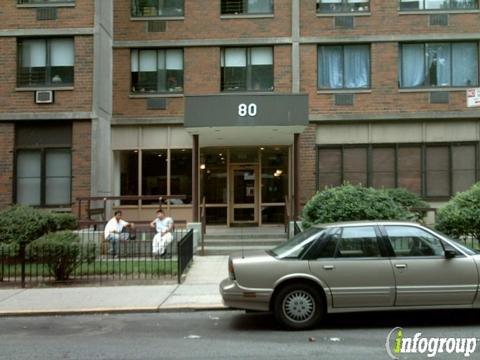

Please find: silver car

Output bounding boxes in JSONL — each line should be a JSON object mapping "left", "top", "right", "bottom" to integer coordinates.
{"left": 220, "top": 221, "right": 480, "bottom": 330}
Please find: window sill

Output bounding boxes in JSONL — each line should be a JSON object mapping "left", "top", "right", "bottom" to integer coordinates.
{"left": 398, "top": 87, "right": 473, "bottom": 93}
{"left": 219, "top": 90, "right": 275, "bottom": 95}
{"left": 316, "top": 12, "right": 371, "bottom": 17}
{"left": 130, "top": 16, "right": 184, "bottom": 21}
{"left": 17, "top": 3, "right": 75, "bottom": 8}
{"left": 317, "top": 89, "right": 371, "bottom": 94}
{"left": 129, "top": 93, "right": 184, "bottom": 99}
{"left": 16, "top": 86, "right": 74, "bottom": 92}
{"left": 398, "top": 9, "right": 480, "bottom": 15}
{"left": 220, "top": 14, "right": 274, "bottom": 19}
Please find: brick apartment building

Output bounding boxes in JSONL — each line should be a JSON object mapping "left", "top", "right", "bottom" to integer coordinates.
{"left": 1, "top": 0, "right": 479, "bottom": 227}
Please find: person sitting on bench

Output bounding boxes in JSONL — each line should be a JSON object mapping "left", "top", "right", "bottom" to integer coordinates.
{"left": 150, "top": 209, "right": 174, "bottom": 257}
{"left": 104, "top": 210, "right": 134, "bottom": 257}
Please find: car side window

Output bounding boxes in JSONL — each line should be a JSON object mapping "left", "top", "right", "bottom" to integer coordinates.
{"left": 335, "top": 226, "right": 381, "bottom": 258}
{"left": 385, "top": 226, "right": 444, "bottom": 257}
{"left": 314, "top": 228, "right": 341, "bottom": 258}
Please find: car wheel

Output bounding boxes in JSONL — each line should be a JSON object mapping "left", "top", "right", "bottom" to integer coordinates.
{"left": 273, "top": 283, "right": 324, "bottom": 330}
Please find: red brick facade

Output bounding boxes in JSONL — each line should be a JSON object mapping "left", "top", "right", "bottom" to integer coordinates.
{"left": 0, "top": 123, "right": 14, "bottom": 209}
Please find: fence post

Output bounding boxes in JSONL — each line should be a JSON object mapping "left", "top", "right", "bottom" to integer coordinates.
{"left": 20, "top": 243, "right": 26, "bottom": 288}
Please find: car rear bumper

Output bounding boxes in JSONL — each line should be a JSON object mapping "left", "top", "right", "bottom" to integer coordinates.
{"left": 219, "top": 278, "right": 272, "bottom": 312}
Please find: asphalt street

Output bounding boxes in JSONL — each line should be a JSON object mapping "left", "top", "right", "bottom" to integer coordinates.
{"left": 1, "top": 309, "right": 480, "bottom": 360}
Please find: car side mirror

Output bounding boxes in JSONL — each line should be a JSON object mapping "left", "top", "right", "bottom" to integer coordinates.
{"left": 444, "top": 249, "right": 456, "bottom": 259}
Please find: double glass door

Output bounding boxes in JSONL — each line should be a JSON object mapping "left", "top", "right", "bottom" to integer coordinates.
{"left": 230, "top": 165, "right": 259, "bottom": 225}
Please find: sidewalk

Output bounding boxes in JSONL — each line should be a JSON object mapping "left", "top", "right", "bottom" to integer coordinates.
{"left": 0, "top": 256, "right": 229, "bottom": 317}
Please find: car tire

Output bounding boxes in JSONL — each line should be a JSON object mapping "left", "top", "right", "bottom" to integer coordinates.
{"left": 273, "top": 283, "right": 324, "bottom": 330}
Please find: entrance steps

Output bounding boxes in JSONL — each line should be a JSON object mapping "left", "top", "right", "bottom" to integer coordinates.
{"left": 199, "top": 227, "right": 288, "bottom": 255}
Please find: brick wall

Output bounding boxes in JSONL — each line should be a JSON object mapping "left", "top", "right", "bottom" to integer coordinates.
{"left": 0, "top": 36, "right": 94, "bottom": 114}
{"left": 114, "top": 0, "right": 291, "bottom": 41}
{"left": 72, "top": 121, "right": 91, "bottom": 218}
{"left": 0, "top": 123, "right": 14, "bottom": 209}
{"left": 298, "top": 124, "right": 317, "bottom": 206}
{"left": 0, "top": 1, "right": 94, "bottom": 29}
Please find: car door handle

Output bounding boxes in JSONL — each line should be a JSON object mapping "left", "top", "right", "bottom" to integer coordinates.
{"left": 323, "top": 265, "right": 335, "bottom": 270}
{"left": 395, "top": 264, "right": 407, "bottom": 269}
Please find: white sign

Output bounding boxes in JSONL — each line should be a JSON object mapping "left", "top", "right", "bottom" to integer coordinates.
{"left": 467, "top": 88, "right": 480, "bottom": 108}
{"left": 238, "top": 103, "right": 257, "bottom": 117}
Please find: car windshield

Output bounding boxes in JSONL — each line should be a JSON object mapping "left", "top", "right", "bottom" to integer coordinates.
{"left": 269, "top": 227, "right": 325, "bottom": 259}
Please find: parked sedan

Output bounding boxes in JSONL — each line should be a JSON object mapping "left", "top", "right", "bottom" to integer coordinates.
{"left": 220, "top": 221, "right": 480, "bottom": 330}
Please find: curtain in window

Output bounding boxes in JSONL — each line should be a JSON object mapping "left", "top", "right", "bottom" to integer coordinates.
{"left": 224, "top": 48, "right": 247, "bottom": 67}
{"left": 452, "top": 43, "right": 478, "bottom": 86}
{"left": 401, "top": 44, "right": 425, "bottom": 87}
{"left": 16, "top": 151, "right": 42, "bottom": 206}
{"left": 50, "top": 39, "right": 74, "bottom": 67}
{"left": 248, "top": 0, "right": 272, "bottom": 13}
{"left": 21, "top": 40, "right": 46, "bottom": 68}
{"left": 425, "top": 0, "right": 447, "bottom": 9}
{"left": 318, "top": 46, "right": 343, "bottom": 89}
{"left": 400, "top": 0, "right": 423, "bottom": 10}
{"left": 344, "top": 45, "right": 369, "bottom": 88}
{"left": 427, "top": 44, "right": 451, "bottom": 86}
{"left": 45, "top": 149, "right": 71, "bottom": 206}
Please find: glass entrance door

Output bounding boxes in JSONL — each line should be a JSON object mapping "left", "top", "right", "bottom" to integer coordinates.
{"left": 230, "top": 165, "right": 258, "bottom": 225}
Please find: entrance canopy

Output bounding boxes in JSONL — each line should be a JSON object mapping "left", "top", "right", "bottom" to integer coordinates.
{"left": 185, "top": 94, "right": 308, "bottom": 146}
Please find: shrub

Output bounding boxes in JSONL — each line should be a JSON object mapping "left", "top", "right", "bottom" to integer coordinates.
{"left": 0, "top": 205, "right": 52, "bottom": 245}
{"left": 382, "top": 188, "right": 430, "bottom": 221}
{"left": 302, "top": 184, "right": 411, "bottom": 229}
{"left": 0, "top": 206, "right": 78, "bottom": 246}
{"left": 27, "top": 231, "right": 96, "bottom": 281}
{"left": 436, "top": 182, "right": 480, "bottom": 241}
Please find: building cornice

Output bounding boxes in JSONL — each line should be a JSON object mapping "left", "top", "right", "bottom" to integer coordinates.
{"left": 310, "top": 111, "right": 480, "bottom": 122}
{"left": 0, "top": 112, "right": 93, "bottom": 121}
{"left": 0, "top": 28, "right": 94, "bottom": 37}
{"left": 113, "top": 37, "right": 292, "bottom": 48}
{"left": 300, "top": 33, "right": 480, "bottom": 44}
{"left": 111, "top": 117, "right": 184, "bottom": 125}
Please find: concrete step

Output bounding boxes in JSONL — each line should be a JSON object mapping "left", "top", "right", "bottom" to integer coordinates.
{"left": 198, "top": 245, "right": 274, "bottom": 256}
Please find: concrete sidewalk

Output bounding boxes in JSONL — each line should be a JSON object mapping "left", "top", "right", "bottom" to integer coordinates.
{"left": 0, "top": 256, "right": 229, "bottom": 317}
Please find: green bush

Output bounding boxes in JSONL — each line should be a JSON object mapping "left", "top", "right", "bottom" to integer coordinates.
{"left": 27, "top": 231, "right": 96, "bottom": 281}
{"left": 382, "top": 188, "right": 430, "bottom": 221}
{"left": 302, "top": 184, "right": 412, "bottom": 229}
{"left": 436, "top": 182, "right": 480, "bottom": 241}
{"left": 0, "top": 206, "right": 77, "bottom": 245}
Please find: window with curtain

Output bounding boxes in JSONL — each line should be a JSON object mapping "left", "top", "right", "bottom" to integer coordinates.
{"left": 317, "top": 0, "right": 370, "bottom": 13}
{"left": 399, "top": 0, "right": 478, "bottom": 10}
{"left": 131, "top": 49, "right": 184, "bottom": 93}
{"left": 17, "top": 38, "right": 74, "bottom": 87}
{"left": 400, "top": 42, "right": 478, "bottom": 88}
{"left": 318, "top": 45, "right": 370, "bottom": 89}
{"left": 317, "top": 143, "right": 479, "bottom": 198}
{"left": 221, "top": 0, "right": 273, "bottom": 14}
{"left": 221, "top": 47, "right": 274, "bottom": 91}
{"left": 131, "top": 0, "right": 184, "bottom": 17}
{"left": 16, "top": 149, "right": 72, "bottom": 207}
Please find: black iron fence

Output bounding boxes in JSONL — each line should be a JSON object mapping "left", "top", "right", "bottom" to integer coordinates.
{"left": 177, "top": 229, "right": 194, "bottom": 284}
{"left": 0, "top": 222, "right": 194, "bottom": 287}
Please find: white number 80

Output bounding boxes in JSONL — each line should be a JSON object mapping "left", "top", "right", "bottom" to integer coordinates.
{"left": 238, "top": 103, "right": 257, "bottom": 117}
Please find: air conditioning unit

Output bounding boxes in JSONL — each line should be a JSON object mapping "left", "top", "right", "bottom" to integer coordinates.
{"left": 35, "top": 90, "right": 54, "bottom": 104}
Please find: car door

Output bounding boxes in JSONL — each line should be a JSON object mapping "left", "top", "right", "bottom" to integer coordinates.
{"left": 309, "top": 225, "right": 396, "bottom": 308}
{"left": 382, "top": 225, "right": 478, "bottom": 306}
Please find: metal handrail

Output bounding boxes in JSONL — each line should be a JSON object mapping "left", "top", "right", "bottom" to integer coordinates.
{"left": 200, "top": 196, "right": 206, "bottom": 256}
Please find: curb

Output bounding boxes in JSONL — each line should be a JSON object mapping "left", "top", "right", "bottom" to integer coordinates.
{"left": 0, "top": 304, "right": 230, "bottom": 318}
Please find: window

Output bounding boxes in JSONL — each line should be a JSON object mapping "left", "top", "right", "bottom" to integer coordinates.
{"left": 336, "top": 226, "right": 381, "bottom": 258}
{"left": 131, "top": 0, "right": 184, "bottom": 17}
{"left": 221, "top": 47, "right": 273, "bottom": 92}
{"left": 400, "top": 42, "right": 478, "bottom": 88}
{"left": 385, "top": 226, "right": 444, "bottom": 257}
{"left": 15, "top": 124, "right": 72, "bottom": 207}
{"left": 317, "top": 0, "right": 370, "bottom": 13}
{"left": 18, "top": 0, "right": 75, "bottom": 4}
{"left": 170, "top": 149, "right": 192, "bottom": 204}
{"left": 221, "top": 0, "right": 273, "bottom": 14}
{"left": 142, "top": 150, "right": 167, "bottom": 204}
{"left": 270, "top": 227, "right": 324, "bottom": 259}
{"left": 17, "top": 38, "right": 74, "bottom": 87}
{"left": 17, "top": 150, "right": 72, "bottom": 207}
{"left": 399, "top": 0, "right": 478, "bottom": 11}
{"left": 131, "top": 49, "right": 184, "bottom": 94}
{"left": 317, "top": 143, "right": 479, "bottom": 198}
{"left": 318, "top": 45, "right": 370, "bottom": 89}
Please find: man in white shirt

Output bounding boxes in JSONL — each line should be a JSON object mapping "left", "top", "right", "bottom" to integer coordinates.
{"left": 150, "top": 209, "right": 174, "bottom": 257}
{"left": 104, "top": 210, "right": 134, "bottom": 257}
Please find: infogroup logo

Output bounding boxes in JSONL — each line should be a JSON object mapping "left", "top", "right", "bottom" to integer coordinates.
{"left": 385, "top": 327, "right": 477, "bottom": 359}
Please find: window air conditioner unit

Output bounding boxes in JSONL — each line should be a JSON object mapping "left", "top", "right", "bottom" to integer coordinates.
{"left": 35, "top": 90, "right": 54, "bottom": 104}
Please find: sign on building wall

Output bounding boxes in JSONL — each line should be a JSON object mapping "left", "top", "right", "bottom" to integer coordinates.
{"left": 467, "top": 88, "right": 480, "bottom": 108}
